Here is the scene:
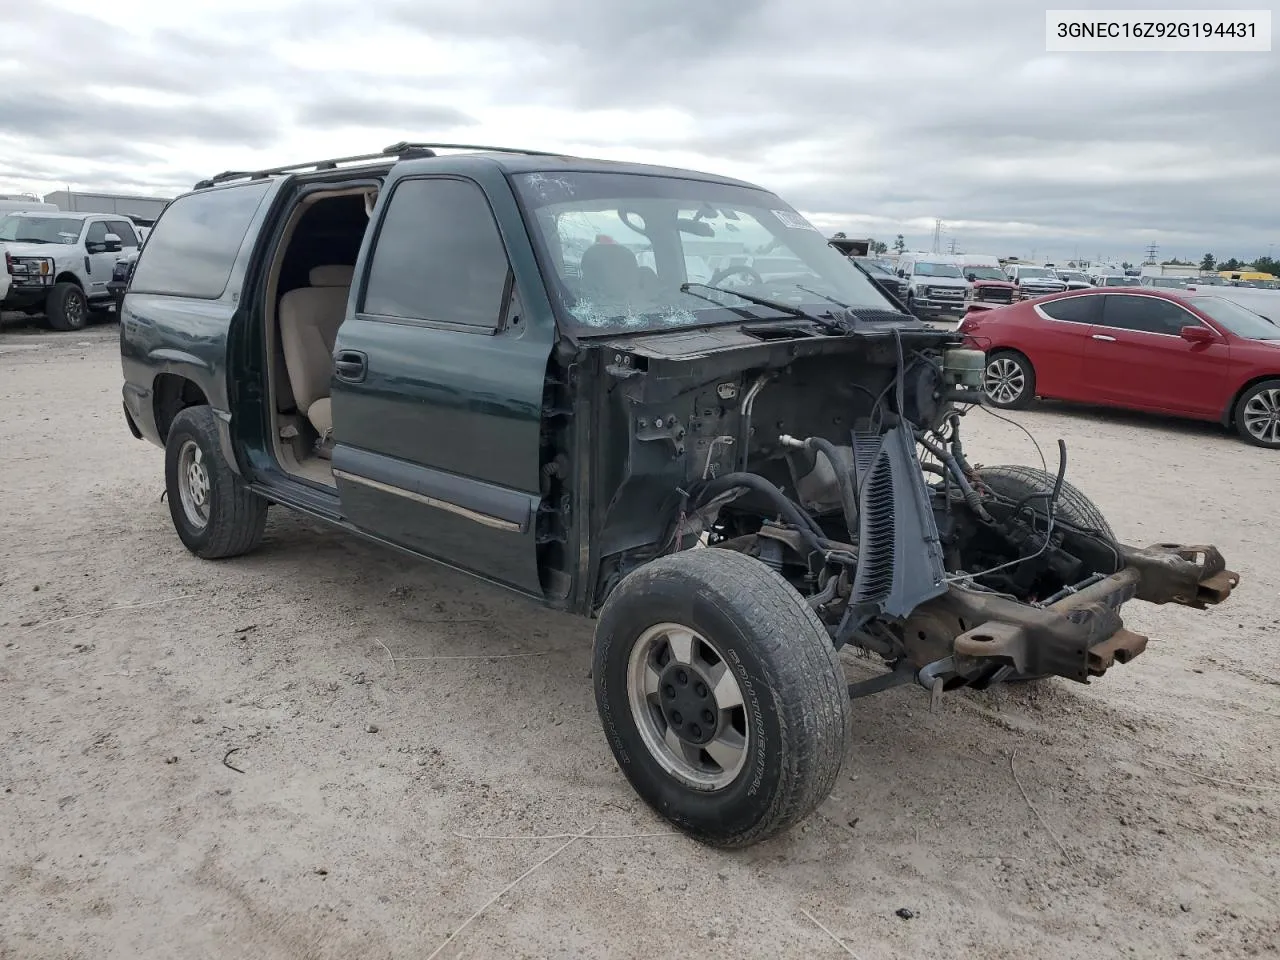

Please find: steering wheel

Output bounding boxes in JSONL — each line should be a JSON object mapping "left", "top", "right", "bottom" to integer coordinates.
{"left": 709, "top": 264, "right": 764, "bottom": 287}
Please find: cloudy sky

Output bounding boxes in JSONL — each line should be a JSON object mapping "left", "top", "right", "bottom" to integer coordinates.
{"left": 1, "top": 0, "right": 1275, "bottom": 263}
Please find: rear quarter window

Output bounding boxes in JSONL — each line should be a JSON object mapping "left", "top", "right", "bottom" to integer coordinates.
{"left": 129, "top": 182, "right": 270, "bottom": 299}
{"left": 1038, "top": 294, "right": 1099, "bottom": 324}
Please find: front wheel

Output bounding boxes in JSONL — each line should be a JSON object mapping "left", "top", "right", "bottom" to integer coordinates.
{"left": 46, "top": 282, "right": 87, "bottom": 331}
{"left": 1234, "top": 380, "right": 1280, "bottom": 448}
{"left": 983, "top": 351, "right": 1035, "bottom": 409}
{"left": 164, "top": 406, "right": 267, "bottom": 558}
{"left": 593, "top": 548, "right": 849, "bottom": 847}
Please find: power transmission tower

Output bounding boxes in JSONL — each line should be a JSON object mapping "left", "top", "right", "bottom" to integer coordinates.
{"left": 947, "top": 237, "right": 958, "bottom": 255}
{"left": 1144, "top": 242, "right": 1159, "bottom": 264}
{"left": 931, "top": 219, "right": 942, "bottom": 254}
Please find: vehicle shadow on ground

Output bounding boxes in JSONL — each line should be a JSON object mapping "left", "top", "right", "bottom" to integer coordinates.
{"left": 1022, "top": 399, "right": 1238, "bottom": 443}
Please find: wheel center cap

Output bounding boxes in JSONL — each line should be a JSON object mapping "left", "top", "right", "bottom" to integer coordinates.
{"left": 658, "top": 663, "right": 719, "bottom": 745}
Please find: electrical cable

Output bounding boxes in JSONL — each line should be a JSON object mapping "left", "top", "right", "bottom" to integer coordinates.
{"left": 943, "top": 438, "right": 1065, "bottom": 585}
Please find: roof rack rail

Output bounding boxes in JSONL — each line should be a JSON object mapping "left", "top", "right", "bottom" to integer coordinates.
{"left": 193, "top": 141, "right": 564, "bottom": 190}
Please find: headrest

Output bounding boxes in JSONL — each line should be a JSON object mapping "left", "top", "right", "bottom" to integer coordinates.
{"left": 309, "top": 264, "right": 355, "bottom": 287}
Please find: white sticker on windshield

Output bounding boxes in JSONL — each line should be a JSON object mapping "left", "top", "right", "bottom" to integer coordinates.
{"left": 771, "top": 209, "right": 819, "bottom": 231}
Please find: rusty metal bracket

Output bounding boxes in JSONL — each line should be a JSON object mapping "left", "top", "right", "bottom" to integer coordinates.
{"left": 1119, "top": 543, "right": 1239, "bottom": 609}
{"left": 635, "top": 414, "right": 686, "bottom": 457}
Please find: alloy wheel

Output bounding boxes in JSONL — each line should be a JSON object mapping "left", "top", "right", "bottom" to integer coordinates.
{"left": 984, "top": 356, "right": 1026, "bottom": 406}
{"left": 177, "top": 440, "right": 212, "bottom": 529}
{"left": 626, "top": 622, "right": 749, "bottom": 791}
{"left": 1242, "top": 388, "right": 1280, "bottom": 445}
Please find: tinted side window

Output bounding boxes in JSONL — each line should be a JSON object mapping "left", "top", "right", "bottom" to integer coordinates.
{"left": 86, "top": 222, "right": 107, "bottom": 245}
{"left": 363, "top": 178, "right": 509, "bottom": 329}
{"left": 107, "top": 220, "right": 139, "bottom": 247}
{"left": 1039, "top": 294, "right": 1099, "bottom": 324}
{"left": 129, "top": 182, "right": 270, "bottom": 299}
{"left": 1100, "top": 295, "right": 1196, "bottom": 335}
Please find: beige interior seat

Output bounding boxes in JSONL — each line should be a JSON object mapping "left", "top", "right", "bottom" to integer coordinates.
{"left": 279, "top": 264, "right": 353, "bottom": 439}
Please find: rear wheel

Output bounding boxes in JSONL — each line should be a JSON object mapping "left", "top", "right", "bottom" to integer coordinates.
{"left": 1234, "top": 380, "right": 1280, "bottom": 448}
{"left": 165, "top": 406, "right": 267, "bottom": 559}
{"left": 982, "top": 351, "right": 1035, "bottom": 409}
{"left": 593, "top": 548, "right": 849, "bottom": 847}
{"left": 46, "top": 282, "right": 87, "bottom": 331}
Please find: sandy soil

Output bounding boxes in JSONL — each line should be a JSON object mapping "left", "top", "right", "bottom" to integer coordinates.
{"left": 1, "top": 319, "right": 1277, "bottom": 960}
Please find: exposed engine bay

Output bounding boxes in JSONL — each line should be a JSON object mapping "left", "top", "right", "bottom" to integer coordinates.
{"left": 578, "top": 316, "right": 1239, "bottom": 700}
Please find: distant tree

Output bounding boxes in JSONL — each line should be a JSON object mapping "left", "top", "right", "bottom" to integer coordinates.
{"left": 1121, "top": 261, "right": 1134, "bottom": 270}
{"left": 1220, "top": 257, "right": 1242, "bottom": 271}
{"left": 1200, "top": 253, "right": 1216, "bottom": 271}
{"left": 833, "top": 231, "right": 847, "bottom": 239}
{"left": 893, "top": 234, "right": 906, "bottom": 254}
{"left": 870, "top": 239, "right": 888, "bottom": 255}
{"left": 1162, "top": 258, "right": 1193, "bottom": 266}
{"left": 1250, "top": 256, "right": 1279, "bottom": 276}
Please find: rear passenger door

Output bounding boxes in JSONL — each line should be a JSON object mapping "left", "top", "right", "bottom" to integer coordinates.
{"left": 329, "top": 173, "right": 553, "bottom": 596}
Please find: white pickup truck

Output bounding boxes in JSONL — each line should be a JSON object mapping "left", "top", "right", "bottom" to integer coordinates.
{"left": 1, "top": 210, "right": 144, "bottom": 330}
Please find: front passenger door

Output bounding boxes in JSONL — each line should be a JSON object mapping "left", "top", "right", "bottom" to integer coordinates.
{"left": 1082, "top": 294, "right": 1228, "bottom": 416}
{"left": 82, "top": 221, "right": 119, "bottom": 298}
{"left": 329, "top": 175, "right": 553, "bottom": 596}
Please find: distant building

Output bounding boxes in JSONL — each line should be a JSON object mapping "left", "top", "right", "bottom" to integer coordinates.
{"left": 43, "top": 190, "right": 170, "bottom": 224}
{"left": 1140, "top": 263, "right": 1202, "bottom": 279}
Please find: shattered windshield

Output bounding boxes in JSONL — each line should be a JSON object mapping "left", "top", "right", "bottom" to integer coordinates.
{"left": 0, "top": 216, "right": 83, "bottom": 244}
{"left": 513, "top": 171, "right": 900, "bottom": 333}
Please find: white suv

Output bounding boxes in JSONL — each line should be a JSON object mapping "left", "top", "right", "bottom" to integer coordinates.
{"left": 0, "top": 211, "right": 143, "bottom": 329}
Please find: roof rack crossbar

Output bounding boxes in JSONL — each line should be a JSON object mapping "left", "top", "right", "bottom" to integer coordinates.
{"left": 193, "top": 141, "right": 563, "bottom": 190}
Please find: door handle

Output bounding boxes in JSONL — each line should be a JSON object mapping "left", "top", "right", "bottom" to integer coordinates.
{"left": 1091, "top": 334, "right": 1116, "bottom": 342}
{"left": 333, "top": 350, "right": 368, "bottom": 382}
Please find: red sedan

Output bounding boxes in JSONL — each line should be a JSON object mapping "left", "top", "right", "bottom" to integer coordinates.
{"left": 958, "top": 289, "right": 1280, "bottom": 448}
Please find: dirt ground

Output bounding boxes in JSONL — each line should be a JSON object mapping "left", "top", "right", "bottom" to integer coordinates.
{"left": 2, "top": 319, "right": 1277, "bottom": 960}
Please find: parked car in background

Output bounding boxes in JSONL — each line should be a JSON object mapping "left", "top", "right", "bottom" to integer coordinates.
{"left": 959, "top": 288, "right": 1280, "bottom": 447}
{"left": 1004, "top": 263, "right": 1068, "bottom": 298}
{"left": 957, "top": 256, "right": 1018, "bottom": 305}
{"left": 852, "top": 256, "right": 908, "bottom": 303}
{"left": 108, "top": 250, "right": 140, "bottom": 312}
{"left": 1096, "top": 275, "right": 1142, "bottom": 288}
{"left": 896, "top": 254, "right": 968, "bottom": 319}
{"left": 1, "top": 210, "right": 143, "bottom": 328}
{"left": 1055, "top": 269, "right": 1092, "bottom": 290}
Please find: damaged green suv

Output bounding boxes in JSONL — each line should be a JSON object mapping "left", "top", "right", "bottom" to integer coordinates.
{"left": 120, "top": 143, "right": 1238, "bottom": 847}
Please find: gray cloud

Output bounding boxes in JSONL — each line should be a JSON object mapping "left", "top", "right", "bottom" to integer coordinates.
{"left": 294, "top": 96, "right": 476, "bottom": 131}
{"left": 1, "top": 0, "right": 1276, "bottom": 262}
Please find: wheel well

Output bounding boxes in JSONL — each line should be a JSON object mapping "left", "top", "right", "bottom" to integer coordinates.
{"left": 153, "top": 374, "right": 209, "bottom": 441}
{"left": 1225, "top": 375, "right": 1280, "bottom": 425}
{"left": 54, "top": 272, "right": 82, "bottom": 288}
{"left": 989, "top": 346, "right": 1034, "bottom": 369}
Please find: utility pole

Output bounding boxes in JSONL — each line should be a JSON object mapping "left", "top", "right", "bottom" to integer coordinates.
{"left": 931, "top": 219, "right": 943, "bottom": 254}
{"left": 947, "top": 237, "right": 958, "bottom": 255}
